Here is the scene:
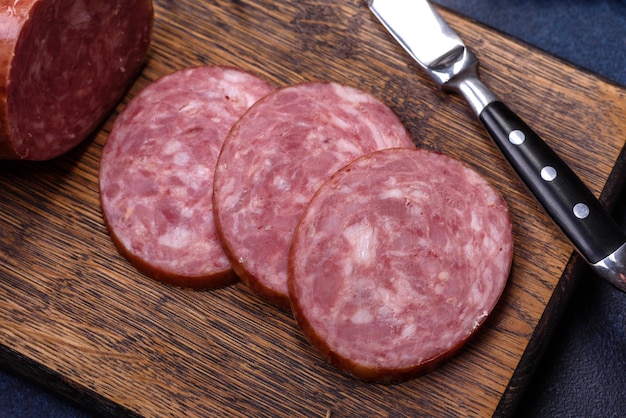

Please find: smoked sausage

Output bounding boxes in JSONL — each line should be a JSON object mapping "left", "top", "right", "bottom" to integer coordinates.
{"left": 289, "top": 148, "right": 514, "bottom": 382}
{"left": 213, "top": 82, "right": 415, "bottom": 306}
{"left": 0, "top": 0, "right": 153, "bottom": 160}
{"left": 100, "top": 66, "right": 274, "bottom": 288}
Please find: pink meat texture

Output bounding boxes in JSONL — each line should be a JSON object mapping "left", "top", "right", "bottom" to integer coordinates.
{"left": 0, "top": 0, "right": 153, "bottom": 160}
{"left": 99, "top": 66, "right": 275, "bottom": 288}
{"left": 213, "top": 81, "right": 415, "bottom": 306}
{"left": 289, "top": 148, "right": 514, "bottom": 383}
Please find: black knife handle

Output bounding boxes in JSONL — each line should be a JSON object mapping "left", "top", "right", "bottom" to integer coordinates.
{"left": 479, "top": 101, "right": 626, "bottom": 264}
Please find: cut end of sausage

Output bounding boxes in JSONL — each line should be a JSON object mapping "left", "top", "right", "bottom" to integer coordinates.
{"left": 1, "top": 0, "right": 154, "bottom": 160}
{"left": 99, "top": 65, "right": 275, "bottom": 289}
{"left": 288, "top": 148, "right": 514, "bottom": 383}
{"left": 213, "top": 81, "right": 415, "bottom": 307}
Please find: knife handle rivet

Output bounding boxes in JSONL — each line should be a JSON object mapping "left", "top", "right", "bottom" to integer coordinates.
{"left": 573, "top": 203, "right": 590, "bottom": 219}
{"left": 541, "top": 166, "right": 557, "bottom": 182}
{"left": 508, "top": 129, "right": 525, "bottom": 145}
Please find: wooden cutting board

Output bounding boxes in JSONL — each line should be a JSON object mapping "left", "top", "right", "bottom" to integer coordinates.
{"left": 1, "top": 1, "right": 624, "bottom": 416}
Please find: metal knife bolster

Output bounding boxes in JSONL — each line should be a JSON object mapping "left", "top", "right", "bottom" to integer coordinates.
{"left": 367, "top": 0, "right": 497, "bottom": 113}
{"left": 367, "top": 0, "right": 626, "bottom": 291}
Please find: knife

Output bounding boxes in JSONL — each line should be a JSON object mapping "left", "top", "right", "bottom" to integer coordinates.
{"left": 365, "top": 0, "right": 626, "bottom": 292}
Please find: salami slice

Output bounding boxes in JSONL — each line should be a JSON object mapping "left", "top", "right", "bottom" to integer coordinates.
{"left": 99, "top": 66, "right": 274, "bottom": 288}
{"left": 0, "top": 0, "right": 153, "bottom": 160}
{"left": 213, "top": 82, "right": 414, "bottom": 307}
{"left": 289, "top": 148, "right": 514, "bottom": 383}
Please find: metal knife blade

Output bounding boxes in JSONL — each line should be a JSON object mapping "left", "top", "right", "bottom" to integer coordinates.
{"left": 367, "top": 0, "right": 464, "bottom": 80}
{"left": 366, "top": 0, "right": 626, "bottom": 292}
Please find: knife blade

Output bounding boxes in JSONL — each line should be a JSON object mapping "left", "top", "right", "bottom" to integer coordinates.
{"left": 366, "top": 0, "right": 626, "bottom": 292}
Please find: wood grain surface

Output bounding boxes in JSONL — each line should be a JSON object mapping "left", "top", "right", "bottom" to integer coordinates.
{"left": 1, "top": 0, "right": 625, "bottom": 416}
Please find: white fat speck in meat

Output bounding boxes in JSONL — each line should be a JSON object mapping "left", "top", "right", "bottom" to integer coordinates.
{"left": 273, "top": 176, "right": 290, "bottom": 191}
{"left": 343, "top": 221, "right": 378, "bottom": 266}
{"left": 173, "top": 151, "right": 190, "bottom": 166}
{"left": 178, "top": 99, "right": 203, "bottom": 115}
{"left": 334, "top": 138, "right": 362, "bottom": 155}
{"left": 379, "top": 187, "right": 404, "bottom": 200}
{"left": 158, "top": 227, "right": 192, "bottom": 250}
{"left": 351, "top": 308, "right": 374, "bottom": 325}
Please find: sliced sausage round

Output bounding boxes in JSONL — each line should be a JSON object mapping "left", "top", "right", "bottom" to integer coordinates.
{"left": 213, "top": 82, "right": 415, "bottom": 307}
{"left": 99, "top": 66, "right": 275, "bottom": 289}
{"left": 0, "top": 0, "right": 153, "bottom": 160}
{"left": 289, "top": 148, "right": 514, "bottom": 383}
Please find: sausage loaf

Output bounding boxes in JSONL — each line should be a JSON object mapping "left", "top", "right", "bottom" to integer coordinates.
{"left": 0, "top": 0, "right": 153, "bottom": 160}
